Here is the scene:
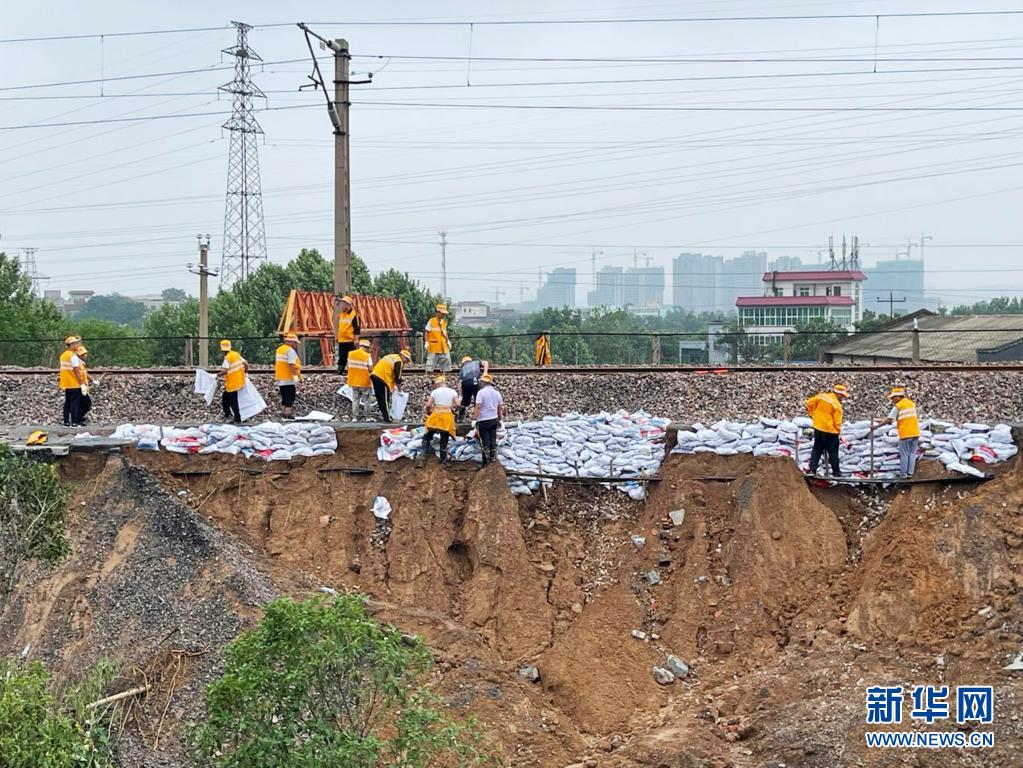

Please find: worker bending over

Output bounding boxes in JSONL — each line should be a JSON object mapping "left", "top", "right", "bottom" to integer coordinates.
{"left": 217, "top": 339, "right": 248, "bottom": 424}
{"left": 806, "top": 383, "right": 849, "bottom": 477}
{"left": 474, "top": 373, "right": 504, "bottom": 467}
{"left": 457, "top": 355, "right": 489, "bottom": 420}
{"left": 370, "top": 348, "right": 412, "bottom": 422}
{"left": 347, "top": 339, "right": 374, "bottom": 421}
{"left": 76, "top": 345, "right": 93, "bottom": 424}
{"left": 335, "top": 295, "right": 360, "bottom": 375}
{"left": 423, "top": 374, "right": 459, "bottom": 464}
{"left": 875, "top": 386, "right": 921, "bottom": 477}
{"left": 425, "top": 303, "right": 451, "bottom": 373}
{"left": 534, "top": 331, "right": 552, "bottom": 367}
{"left": 59, "top": 335, "right": 87, "bottom": 427}
{"left": 274, "top": 333, "right": 302, "bottom": 419}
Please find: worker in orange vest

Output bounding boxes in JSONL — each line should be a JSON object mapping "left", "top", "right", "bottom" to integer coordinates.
{"left": 346, "top": 339, "right": 374, "bottom": 421}
{"left": 216, "top": 339, "right": 248, "bottom": 424}
{"left": 370, "top": 348, "right": 412, "bottom": 422}
{"left": 534, "top": 331, "right": 552, "bottom": 367}
{"left": 335, "top": 295, "right": 361, "bottom": 376}
{"left": 274, "top": 333, "right": 302, "bottom": 420}
{"left": 58, "top": 335, "right": 86, "bottom": 426}
{"left": 875, "top": 386, "right": 921, "bottom": 477}
{"left": 424, "top": 303, "right": 451, "bottom": 374}
{"left": 806, "top": 383, "right": 849, "bottom": 477}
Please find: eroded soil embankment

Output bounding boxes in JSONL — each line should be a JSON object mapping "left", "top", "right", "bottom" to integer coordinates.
{"left": 3, "top": 444, "right": 1023, "bottom": 768}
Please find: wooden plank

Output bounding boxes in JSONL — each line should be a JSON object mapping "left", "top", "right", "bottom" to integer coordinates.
{"left": 505, "top": 470, "right": 659, "bottom": 484}
{"left": 803, "top": 474, "right": 989, "bottom": 485}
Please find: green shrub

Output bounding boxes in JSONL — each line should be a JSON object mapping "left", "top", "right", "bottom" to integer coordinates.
{"left": 191, "top": 595, "right": 496, "bottom": 768}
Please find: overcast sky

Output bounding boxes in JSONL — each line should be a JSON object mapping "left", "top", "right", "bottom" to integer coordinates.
{"left": 3, "top": 0, "right": 1023, "bottom": 311}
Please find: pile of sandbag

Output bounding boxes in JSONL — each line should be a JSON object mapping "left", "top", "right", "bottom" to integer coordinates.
{"left": 671, "top": 417, "right": 1016, "bottom": 478}
{"left": 378, "top": 410, "right": 670, "bottom": 500}
{"left": 111, "top": 422, "right": 337, "bottom": 460}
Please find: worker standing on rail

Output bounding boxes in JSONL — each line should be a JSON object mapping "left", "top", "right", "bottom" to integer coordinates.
{"left": 423, "top": 374, "right": 459, "bottom": 464}
{"left": 335, "top": 295, "right": 361, "bottom": 376}
{"left": 425, "top": 303, "right": 451, "bottom": 374}
{"left": 59, "top": 335, "right": 86, "bottom": 427}
{"left": 806, "top": 383, "right": 849, "bottom": 477}
{"left": 370, "top": 348, "right": 412, "bottom": 422}
{"left": 534, "top": 331, "right": 552, "bottom": 367}
{"left": 274, "top": 333, "right": 302, "bottom": 420}
{"left": 474, "top": 373, "right": 504, "bottom": 467}
{"left": 76, "top": 345, "right": 92, "bottom": 425}
{"left": 874, "top": 386, "right": 921, "bottom": 477}
{"left": 457, "top": 354, "right": 489, "bottom": 421}
{"left": 217, "top": 340, "right": 248, "bottom": 424}
{"left": 347, "top": 339, "right": 374, "bottom": 421}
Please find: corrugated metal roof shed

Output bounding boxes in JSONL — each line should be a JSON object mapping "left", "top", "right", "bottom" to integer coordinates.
{"left": 825, "top": 312, "right": 1023, "bottom": 362}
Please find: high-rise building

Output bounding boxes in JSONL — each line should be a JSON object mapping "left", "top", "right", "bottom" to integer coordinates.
{"left": 672, "top": 253, "right": 720, "bottom": 311}
{"left": 534, "top": 267, "right": 576, "bottom": 309}
{"left": 717, "top": 251, "right": 767, "bottom": 313}
{"left": 622, "top": 266, "right": 665, "bottom": 308}
{"left": 588, "top": 266, "right": 624, "bottom": 307}
{"left": 863, "top": 257, "right": 927, "bottom": 314}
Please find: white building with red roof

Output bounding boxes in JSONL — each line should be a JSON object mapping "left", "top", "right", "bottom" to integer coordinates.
{"left": 735, "top": 269, "right": 866, "bottom": 344}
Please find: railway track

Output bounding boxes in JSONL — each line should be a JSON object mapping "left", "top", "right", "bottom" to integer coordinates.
{"left": 3, "top": 363, "right": 1023, "bottom": 376}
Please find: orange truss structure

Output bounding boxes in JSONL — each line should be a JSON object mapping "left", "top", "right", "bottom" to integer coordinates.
{"left": 277, "top": 290, "right": 411, "bottom": 366}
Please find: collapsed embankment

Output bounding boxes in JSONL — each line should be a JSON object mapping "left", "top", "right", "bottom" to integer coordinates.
{"left": 3, "top": 438, "right": 1023, "bottom": 767}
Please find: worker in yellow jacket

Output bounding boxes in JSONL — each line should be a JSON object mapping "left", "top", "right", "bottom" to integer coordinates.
{"left": 424, "top": 304, "right": 451, "bottom": 373}
{"left": 274, "top": 333, "right": 302, "bottom": 419}
{"left": 806, "top": 383, "right": 849, "bottom": 476}
{"left": 423, "top": 374, "right": 459, "bottom": 464}
{"left": 346, "top": 339, "right": 374, "bottom": 421}
{"left": 534, "top": 331, "right": 552, "bottom": 367}
{"left": 59, "top": 335, "right": 86, "bottom": 426}
{"left": 216, "top": 339, "right": 248, "bottom": 423}
{"left": 335, "top": 295, "right": 361, "bottom": 375}
{"left": 874, "top": 386, "right": 921, "bottom": 477}
{"left": 370, "top": 348, "right": 412, "bottom": 422}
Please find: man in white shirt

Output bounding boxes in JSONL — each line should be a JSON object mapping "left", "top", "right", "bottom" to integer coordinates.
{"left": 473, "top": 373, "right": 504, "bottom": 466}
{"left": 422, "top": 374, "right": 459, "bottom": 464}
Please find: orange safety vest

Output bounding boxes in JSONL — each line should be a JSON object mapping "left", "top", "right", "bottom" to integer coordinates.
{"left": 347, "top": 348, "right": 372, "bottom": 388}
{"left": 371, "top": 353, "right": 403, "bottom": 390}
{"left": 336, "top": 309, "right": 358, "bottom": 343}
{"left": 806, "top": 392, "right": 843, "bottom": 434}
{"left": 425, "top": 317, "right": 450, "bottom": 354}
{"left": 894, "top": 397, "right": 920, "bottom": 439}
{"left": 274, "top": 344, "right": 300, "bottom": 384}
{"left": 223, "top": 350, "right": 246, "bottom": 393}
{"left": 59, "top": 349, "right": 81, "bottom": 390}
{"left": 535, "top": 335, "right": 551, "bottom": 366}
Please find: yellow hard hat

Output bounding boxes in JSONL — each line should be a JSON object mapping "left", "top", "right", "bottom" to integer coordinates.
{"left": 480, "top": 373, "right": 494, "bottom": 384}
{"left": 284, "top": 333, "right": 299, "bottom": 343}
{"left": 460, "top": 355, "right": 472, "bottom": 364}
{"left": 220, "top": 339, "right": 232, "bottom": 351}
{"left": 76, "top": 345, "right": 88, "bottom": 355}
{"left": 64, "top": 335, "right": 81, "bottom": 345}
{"left": 433, "top": 374, "right": 446, "bottom": 384}
{"left": 888, "top": 386, "right": 906, "bottom": 398}
{"left": 832, "top": 383, "right": 849, "bottom": 396}
{"left": 26, "top": 430, "right": 47, "bottom": 446}
{"left": 340, "top": 295, "right": 354, "bottom": 305}
{"left": 358, "top": 339, "right": 372, "bottom": 348}
{"left": 399, "top": 348, "right": 413, "bottom": 361}
{"left": 436, "top": 303, "right": 448, "bottom": 314}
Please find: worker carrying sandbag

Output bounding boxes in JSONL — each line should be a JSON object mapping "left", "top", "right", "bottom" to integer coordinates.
{"left": 425, "top": 303, "right": 451, "bottom": 373}
{"left": 274, "top": 333, "right": 302, "bottom": 420}
{"left": 534, "top": 331, "right": 552, "bottom": 367}
{"left": 347, "top": 339, "right": 374, "bottom": 421}
{"left": 370, "top": 348, "right": 412, "bottom": 423}
{"left": 423, "top": 374, "right": 459, "bottom": 464}
{"left": 457, "top": 355, "right": 489, "bottom": 421}
{"left": 873, "top": 386, "right": 921, "bottom": 477}
{"left": 59, "top": 335, "right": 86, "bottom": 427}
{"left": 216, "top": 340, "right": 248, "bottom": 424}
{"left": 335, "top": 295, "right": 361, "bottom": 376}
{"left": 806, "top": 383, "right": 849, "bottom": 477}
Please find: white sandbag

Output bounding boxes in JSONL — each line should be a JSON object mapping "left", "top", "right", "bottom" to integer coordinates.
{"left": 947, "top": 461, "right": 986, "bottom": 478}
{"left": 194, "top": 368, "right": 217, "bottom": 406}
{"left": 372, "top": 496, "right": 392, "bottom": 519}
{"left": 390, "top": 390, "right": 410, "bottom": 421}
{"left": 238, "top": 379, "right": 267, "bottom": 421}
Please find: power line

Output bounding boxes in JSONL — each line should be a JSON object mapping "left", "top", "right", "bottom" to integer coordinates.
{"left": 0, "top": 103, "right": 317, "bottom": 131}
{"left": 356, "top": 100, "right": 1023, "bottom": 113}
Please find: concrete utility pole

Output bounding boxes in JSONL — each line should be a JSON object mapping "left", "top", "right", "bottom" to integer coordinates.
{"left": 439, "top": 230, "right": 448, "bottom": 302}
{"left": 188, "top": 235, "right": 216, "bottom": 367}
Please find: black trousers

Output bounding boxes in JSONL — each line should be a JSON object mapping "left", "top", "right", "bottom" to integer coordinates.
{"left": 809, "top": 429, "right": 841, "bottom": 475}
{"left": 222, "top": 390, "right": 241, "bottom": 422}
{"left": 336, "top": 341, "right": 357, "bottom": 374}
{"left": 80, "top": 394, "right": 92, "bottom": 422}
{"left": 458, "top": 382, "right": 478, "bottom": 419}
{"left": 424, "top": 429, "right": 450, "bottom": 461}
{"left": 371, "top": 375, "right": 391, "bottom": 422}
{"left": 279, "top": 384, "right": 296, "bottom": 408}
{"left": 63, "top": 388, "right": 82, "bottom": 426}
{"left": 478, "top": 418, "right": 500, "bottom": 465}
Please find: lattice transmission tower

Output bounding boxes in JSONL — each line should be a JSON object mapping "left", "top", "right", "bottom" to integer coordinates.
{"left": 219, "top": 21, "right": 267, "bottom": 286}
{"left": 20, "top": 247, "right": 48, "bottom": 296}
